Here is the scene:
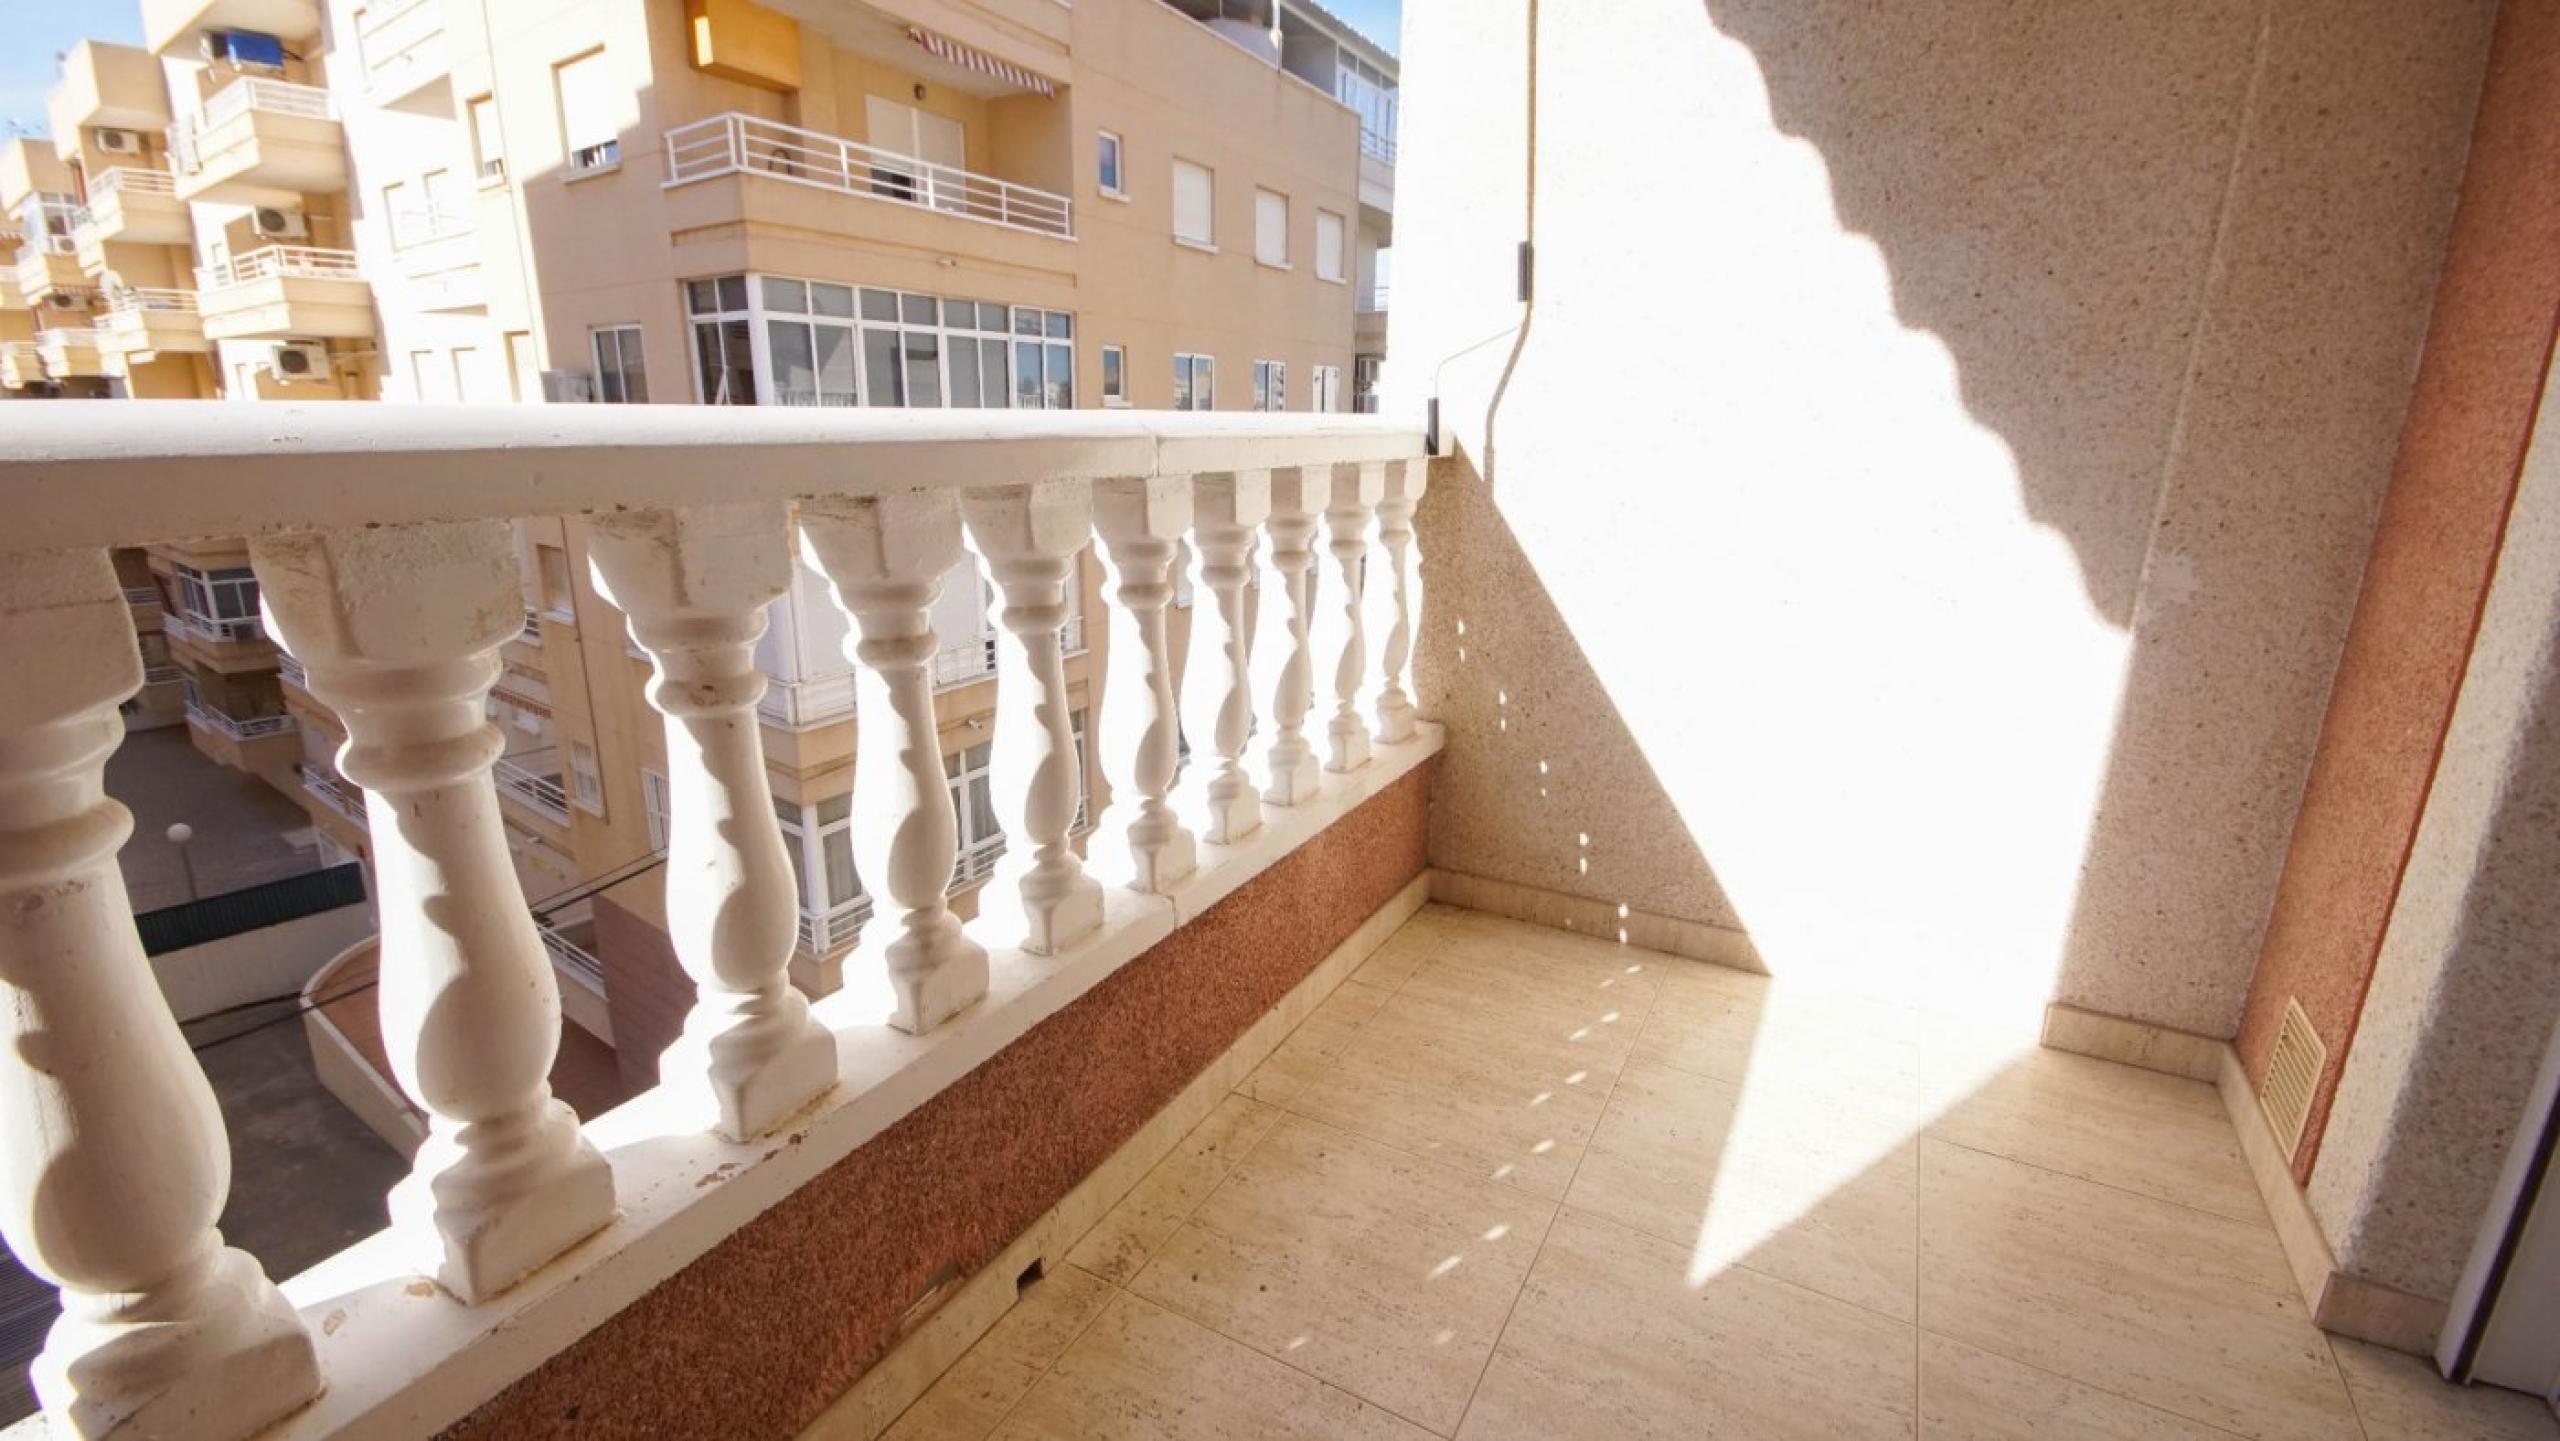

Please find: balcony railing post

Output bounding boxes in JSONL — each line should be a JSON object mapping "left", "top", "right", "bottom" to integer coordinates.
{"left": 0, "top": 549, "right": 320, "bottom": 1440}
{"left": 964, "top": 482, "right": 1105, "bottom": 955}
{"left": 252, "top": 521, "right": 612, "bottom": 1303}
{"left": 798, "top": 493, "right": 990, "bottom": 1033}
{"left": 1261, "top": 467, "right": 1325, "bottom": 805}
{"left": 1373, "top": 459, "right": 1425, "bottom": 743}
{"left": 1324, "top": 462, "right": 1386, "bottom": 773}
{"left": 587, "top": 505, "right": 838, "bottom": 1139}
{"left": 586, "top": 506, "right": 834, "bottom": 1141}
{"left": 1191, "top": 471, "right": 1271, "bottom": 843}
{"left": 1094, "top": 475, "right": 1200, "bottom": 893}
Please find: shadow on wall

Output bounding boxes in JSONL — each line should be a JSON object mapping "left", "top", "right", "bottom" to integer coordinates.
{"left": 1410, "top": 0, "right": 2490, "bottom": 1030}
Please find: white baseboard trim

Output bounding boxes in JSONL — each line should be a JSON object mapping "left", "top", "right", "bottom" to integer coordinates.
{"left": 1426, "top": 868, "right": 1763, "bottom": 973}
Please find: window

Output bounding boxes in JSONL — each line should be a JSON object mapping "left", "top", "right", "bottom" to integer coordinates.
{"left": 1173, "top": 353, "right": 1215, "bottom": 411}
{"left": 776, "top": 794, "right": 866, "bottom": 924}
{"left": 554, "top": 51, "right": 619, "bottom": 175}
{"left": 1315, "top": 210, "right": 1346, "bottom": 283}
{"left": 1313, "top": 364, "right": 1343, "bottom": 412}
{"left": 382, "top": 179, "right": 413, "bottom": 247}
{"left": 686, "top": 276, "right": 756, "bottom": 405}
{"left": 1100, "top": 344, "right": 1127, "bottom": 406}
{"left": 945, "top": 741, "right": 1003, "bottom": 889}
{"left": 1012, "top": 307, "right": 1074, "bottom": 410}
{"left": 1253, "top": 359, "right": 1287, "bottom": 412}
{"left": 505, "top": 331, "right": 537, "bottom": 402}
{"left": 641, "top": 768, "right": 670, "bottom": 851}
{"left": 421, "top": 167, "right": 459, "bottom": 237}
{"left": 451, "top": 345, "right": 486, "bottom": 403}
{"left": 591, "top": 326, "right": 647, "bottom": 404}
{"left": 1096, "top": 130, "right": 1124, "bottom": 196}
{"left": 1171, "top": 159, "right": 1213, "bottom": 247}
{"left": 468, "top": 94, "right": 506, "bottom": 182}
{"left": 174, "top": 565, "right": 259, "bottom": 632}
{"left": 1254, "top": 189, "right": 1289, "bottom": 268}
{"left": 536, "top": 544, "right": 575, "bottom": 620}
{"left": 1355, "top": 354, "right": 1382, "bottom": 413}
{"left": 1070, "top": 709, "right": 1092, "bottom": 833}
{"left": 568, "top": 740, "right": 604, "bottom": 817}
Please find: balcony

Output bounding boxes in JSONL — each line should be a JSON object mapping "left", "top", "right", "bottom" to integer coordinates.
{"left": 13, "top": 236, "right": 85, "bottom": 306}
{"left": 169, "top": 77, "right": 345, "bottom": 206}
{"left": 0, "top": 342, "right": 40, "bottom": 390}
{"left": 74, "top": 166, "right": 190, "bottom": 253}
{"left": 661, "top": 113, "right": 1074, "bottom": 268}
{"left": 0, "top": 403, "right": 1430, "bottom": 1440}
{"left": 495, "top": 749, "right": 573, "bottom": 826}
{"left": 33, "top": 325, "right": 108, "bottom": 380}
{"left": 144, "top": 0, "right": 323, "bottom": 57}
{"left": 45, "top": 40, "right": 173, "bottom": 149}
{"left": 353, "top": 0, "right": 448, "bottom": 103}
{"left": 386, "top": 209, "right": 484, "bottom": 312}
{"left": 100, "top": 288, "right": 210, "bottom": 360}
{"left": 197, "top": 245, "right": 372, "bottom": 340}
{"left": 298, "top": 761, "right": 365, "bottom": 825}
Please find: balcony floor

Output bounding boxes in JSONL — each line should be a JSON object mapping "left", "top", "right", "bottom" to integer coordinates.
{"left": 877, "top": 907, "right": 2558, "bottom": 1441}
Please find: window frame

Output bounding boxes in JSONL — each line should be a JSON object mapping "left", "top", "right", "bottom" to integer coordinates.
{"left": 590, "top": 325, "right": 647, "bottom": 404}
{"left": 1253, "top": 188, "right": 1290, "bottom": 270}
{"left": 1252, "top": 358, "right": 1288, "bottom": 412}
{"left": 1170, "top": 158, "right": 1215, "bottom": 249}
{"left": 1096, "top": 129, "right": 1126, "bottom": 199}
{"left": 1100, "top": 343, "right": 1128, "bottom": 407}
{"left": 1173, "top": 352, "right": 1216, "bottom": 412}
{"left": 641, "top": 767, "right": 670, "bottom": 851}
{"left": 1314, "top": 209, "right": 1347, "bottom": 284}
{"left": 468, "top": 93, "right": 506, "bottom": 185}
{"left": 554, "top": 50, "right": 622, "bottom": 178}
{"left": 567, "top": 739, "right": 605, "bottom": 817}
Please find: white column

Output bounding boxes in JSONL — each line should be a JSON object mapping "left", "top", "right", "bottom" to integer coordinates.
{"left": 964, "top": 481, "right": 1105, "bottom": 955}
{"left": 586, "top": 505, "right": 837, "bottom": 1141}
{"left": 1094, "top": 475, "right": 1199, "bottom": 892}
{"left": 254, "top": 522, "right": 612, "bottom": 1304}
{"left": 1192, "top": 471, "right": 1271, "bottom": 844}
{"left": 1262, "top": 466, "right": 1324, "bottom": 806}
{"left": 798, "top": 493, "right": 989, "bottom": 1033}
{"left": 1373, "top": 459, "right": 1427, "bottom": 744}
{"left": 1325, "top": 461, "right": 1386, "bottom": 772}
{"left": 0, "top": 551, "right": 320, "bottom": 1440}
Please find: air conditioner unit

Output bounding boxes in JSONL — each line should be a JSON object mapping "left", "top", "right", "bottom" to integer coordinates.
{"left": 271, "top": 341, "right": 330, "bottom": 379}
{"left": 93, "top": 128, "right": 140, "bottom": 155}
{"left": 43, "top": 235, "right": 76, "bottom": 256}
{"left": 251, "top": 207, "right": 308, "bottom": 239}
{"left": 44, "top": 292, "right": 89, "bottom": 311}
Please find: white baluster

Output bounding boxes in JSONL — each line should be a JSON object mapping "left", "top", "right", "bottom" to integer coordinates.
{"left": 1262, "top": 467, "right": 1324, "bottom": 806}
{"left": 963, "top": 481, "right": 1105, "bottom": 955}
{"left": 254, "top": 522, "right": 612, "bottom": 1303}
{"left": 1373, "top": 458, "right": 1427, "bottom": 744}
{"left": 798, "top": 493, "right": 989, "bottom": 1033}
{"left": 1325, "top": 461, "right": 1386, "bottom": 772}
{"left": 1192, "top": 471, "right": 1271, "bottom": 844}
{"left": 0, "top": 551, "right": 320, "bottom": 1440}
{"left": 1094, "top": 475, "right": 1199, "bottom": 892}
{"left": 586, "top": 505, "right": 837, "bottom": 1141}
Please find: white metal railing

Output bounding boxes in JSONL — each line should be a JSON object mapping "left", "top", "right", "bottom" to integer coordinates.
{"left": 1361, "top": 127, "right": 1397, "bottom": 163}
{"left": 390, "top": 208, "right": 472, "bottom": 249}
{"left": 172, "top": 78, "right": 336, "bottom": 175}
{"left": 91, "top": 165, "right": 178, "bottom": 200}
{"left": 167, "top": 609, "right": 265, "bottom": 644}
{"left": 107, "top": 287, "right": 201, "bottom": 318}
{"left": 795, "top": 895, "right": 874, "bottom": 957}
{"left": 124, "top": 585, "right": 160, "bottom": 605}
{"left": 757, "top": 671, "right": 857, "bottom": 730}
{"left": 184, "top": 694, "right": 295, "bottom": 740}
{"left": 1361, "top": 281, "right": 1390, "bottom": 313}
{"left": 493, "top": 754, "right": 571, "bottom": 824}
{"left": 0, "top": 404, "right": 1429, "bottom": 1441}
{"left": 198, "top": 245, "right": 365, "bottom": 292}
{"left": 518, "top": 607, "right": 542, "bottom": 641}
{"left": 950, "top": 832, "right": 1005, "bottom": 891}
{"left": 932, "top": 634, "right": 998, "bottom": 690}
{"left": 663, "top": 113, "right": 1075, "bottom": 240}
{"left": 537, "top": 921, "right": 605, "bottom": 993}
{"left": 278, "top": 653, "right": 307, "bottom": 688}
{"left": 300, "top": 763, "right": 365, "bottom": 823}
{"left": 142, "top": 662, "right": 182, "bottom": 684}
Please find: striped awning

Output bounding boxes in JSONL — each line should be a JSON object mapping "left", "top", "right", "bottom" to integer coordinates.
{"left": 906, "top": 25, "right": 1057, "bottom": 98}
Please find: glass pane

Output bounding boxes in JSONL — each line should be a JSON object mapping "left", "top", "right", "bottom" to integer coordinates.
{"left": 970, "top": 778, "right": 999, "bottom": 839}
{"left": 616, "top": 330, "right": 648, "bottom": 403}
{"left": 817, "top": 794, "right": 852, "bottom": 825}
{"left": 982, "top": 339, "right": 1010, "bottom": 405}
{"left": 1044, "top": 311, "right": 1070, "bottom": 340}
{"left": 863, "top": 327, "right": 902, "bottom": 406}
{"left": 859, "top": 288, "right": 899, "bottom": 322}
{"left": 716, "top": 275, "right": 748, "bottom": 312}
{"left": 1014, "top": 308, "right": 1042, "bottom": 337}
{"left": 768, "top": 321, "right": 816, "bottom": 405}
{"left": 778, "top": 827, "right": 807, "bottom": 904}
{"left": 686, "top": 278, "right": 718, "bottom": 315}
{"left": 816, "top": 325, "right": 857, "bottom": 404}
{"left": 1172, "top": 356, "right": 1191, "bottom": 411}
{"left": 949, "top": 338, "right": 981, "bottom": 408}
{"left": 1102, "top": 346, "right": 1122, "bottom": 396}
{"left": 811, "top": 282, "right": 855, "bottom": 318}
{"left": 720, "top": 319, "right": 757, "bottom": 405}
{"left": 1045, "top": 343, "right": 1071, "bottom": 410}
{"left": 901, "top": 293, "right": 935, "bottom": 326}
{"left": 1017, "top": 341, "right": 1043, "bottom": 409}
{"left": 822, "top": 830, "right": 857, "bottom": 906}
{"left": 904, "top": 331, "right": 942, "bottom": 408}
{"left": 694, "top": 322, "right": 726, "bottom": 403}
{"left": 1197, "top": 356, "right": 1213, "bottom": 408}
{"left": 979, "top": 302, "right": 1008, "bottom": 332}
{"left": 761, "top": 277, "right": 808, "bottom": 313}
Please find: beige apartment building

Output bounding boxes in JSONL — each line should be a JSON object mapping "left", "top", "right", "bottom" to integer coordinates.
{"left": 3, "top": 0, "right": 1397, "bottom": 1107}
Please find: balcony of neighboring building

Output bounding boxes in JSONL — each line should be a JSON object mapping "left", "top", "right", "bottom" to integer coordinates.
{"left": 196, "top": 245, "right": 372, "bottom": 341}
{"left": 157, "top": 555, "right": 282, "bottom": 672}
{"left": 99, "top": 287, "right": 210, "bottom": 363}
{"left": 168, "top": 76, "right": 345, "bottom": 206}
{"left": 12, "top": 197, "right": 87, "bottom": 304}
{"left": 143, "top": 0, "right": 323, "bottom": 58}
{"left": 178, "top": 670, "right": 300, "bottom": 781}
{"left": 45, "top": 41, "right": 174, "bottom": 162}
{"left": 72, "top": 166, "right": 191, "bottom": 255}
{"left": 0, "top": 342, "right": 41, "bottom": 391}
{"left": 382, "top": 204, "right": 484, "bottom": 313}
{"left": 351, "top": 0, "right": 448, "bottom": 105}
{"left": 31, "top": 323, "right": 109, "bottom": 380}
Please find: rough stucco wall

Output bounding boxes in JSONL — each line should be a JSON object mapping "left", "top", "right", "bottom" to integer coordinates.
{"left": 1395, "top": 0, "right": 2487, "bottom": 1027}
{"left": 2307, "top": 359, "right": 2560, "bottom": 1303}
{"left": 442, "top": 764, "right": 1430, "bottom": 1440}
{"left": 2237, "top": 0, "right": 2560, "bottom": 1184}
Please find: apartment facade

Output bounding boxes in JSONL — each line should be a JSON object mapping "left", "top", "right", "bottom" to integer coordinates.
{"left": 4, "top": 0, "right": 1397, "bottom": 1111}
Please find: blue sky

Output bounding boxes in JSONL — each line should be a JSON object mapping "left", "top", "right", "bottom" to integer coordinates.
{"left": 0, "top": 0, "right": 1394, "bottom": 136}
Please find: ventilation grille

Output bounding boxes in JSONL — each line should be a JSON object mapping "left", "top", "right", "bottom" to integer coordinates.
{"left": 2260, "top": 997, "right": 2327, "bottom": 1161}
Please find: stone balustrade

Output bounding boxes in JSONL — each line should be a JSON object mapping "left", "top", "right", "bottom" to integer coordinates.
{"left": 0, "top": 404, "right": 1429, "bottom": 1439}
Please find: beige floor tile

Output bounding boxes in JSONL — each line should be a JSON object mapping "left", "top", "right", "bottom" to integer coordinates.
{"left": 1346, "top": 920, "right": 1442, "bottom": 991}
{"left": 884, "top": 1265, "right": 1119, "bottom": 1441}
{"left": 1238, "top": 979, "right": 1396, "bottom": 1107}
{"left": 1389, "top": 929, "right": 1661, "bottom": 1065}
{"left": 1634, "top": 960, "right": 1924, "bottom": 1105}
{"left": 1923, "top": 1041, "right": 2264, "bottom": 1226}
{"left": 1566, "top": 1057, "right": 1919, "bottom": 1321}
{"left": 1461, "top": 1209, "right": 1918, "bottom": 1439}
{"left": 1068, "top": 1095, "right": 1284, "bottom": 1286}
{"left": 993, "top": 1291, "right": 1440, "bottom": 1441}
{"left": 1291, "top": 1000, "right": 1618, "bottom": 1198}
{"left": 1918, "top": 1140, "right": 2357, "bottom": 1441}
{"left": 2329, "top": 1336, "right": 2560, "bottom": 1441}
{"left": 1129, "top": 1114, "right": 1553, "bottom": 1435}
{"left": 1918, "top": 1332, "right": 2236, "bottom": 1439}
